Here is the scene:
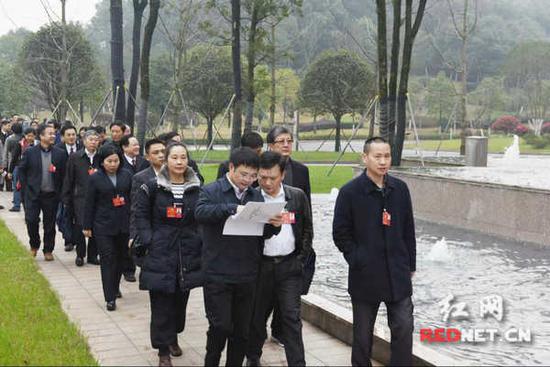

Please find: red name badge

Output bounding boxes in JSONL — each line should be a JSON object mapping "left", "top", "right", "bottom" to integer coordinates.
{"left": 166, "top": 206, "right": 183, "bottom": 219}
{"left": 282, "top": 211, "right": 296, "bottom": 224}
{"left": 382, "top": 209, "right": 392, "bottom": 227}
{"left": 112, "top": 196, "right": 126, "bottom": 207}
{"left": 88, "top": 168, "right": 97, "bottom": 176}
{"left": 48, "top": 164, "right": 56, "bottom": 173}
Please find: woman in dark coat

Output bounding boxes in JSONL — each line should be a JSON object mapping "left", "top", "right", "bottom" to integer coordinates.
{"left": 134, "top": 142, "right": 202, "bottom": 367}
{"left": 83, "top": 143, "right": 132, "bottom": 311}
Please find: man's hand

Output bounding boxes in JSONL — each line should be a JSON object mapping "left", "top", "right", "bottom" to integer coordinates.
{"left": 82, "top": 229, "right": 92, "bottom": 238}
{"left": 268, "top": 213, "right": 283, "bottom": 227}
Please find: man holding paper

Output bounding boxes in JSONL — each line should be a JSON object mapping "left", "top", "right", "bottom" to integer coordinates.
{"left": 246, "top": 151, "right": 313, "bottom": 367}
{"left": 195, "top": 147, "right": 283, "bottom": 367}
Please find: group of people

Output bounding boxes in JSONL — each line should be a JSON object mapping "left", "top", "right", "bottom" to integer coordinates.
{"left": 3, "top": 114, "right": 418, "bottom": 367}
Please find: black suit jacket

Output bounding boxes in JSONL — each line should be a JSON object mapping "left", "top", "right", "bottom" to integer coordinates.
{"left": 62, "top": 149, "right": 100, "bottom": 225}
{"left": 18, "top": 145, "right": 67, "bottom": 203}
{"left": 129, "top": 166, "right": 157, "bottom": 239}
{"left": 55, "top": 141, "right": 82, "bottom": 159}
{"left": 121, "top": 155, "right": 150, "bottom": 175}
{"left": 83, "top": 169, "right": 133, "bottom": 236}
{"left": 284, "top": 158, "right": 311, "bottom": 205}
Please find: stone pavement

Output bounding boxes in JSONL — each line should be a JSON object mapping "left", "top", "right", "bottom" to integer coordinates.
{"left": 0, "top": 192, "right": 364, "bottom": 366}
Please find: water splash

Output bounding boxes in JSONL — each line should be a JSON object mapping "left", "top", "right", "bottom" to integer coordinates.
{"left": 427, "top": 237, "right": 452, "bottom": 262}
{"left": 502, "top": 135, "right": 520, "bottom": 163}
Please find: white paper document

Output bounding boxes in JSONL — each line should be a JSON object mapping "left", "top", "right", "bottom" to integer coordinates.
{"left": 222, "top": 201, "right": 287, "bottom": 236}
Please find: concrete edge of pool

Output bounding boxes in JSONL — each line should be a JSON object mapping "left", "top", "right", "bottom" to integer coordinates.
{"left": 300, "top": 293, "right": 461, "bottom": 366}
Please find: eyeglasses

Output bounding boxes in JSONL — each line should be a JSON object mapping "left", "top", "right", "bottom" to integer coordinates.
{"left": 274, "top": 139, "right": 293, "bottom": 145}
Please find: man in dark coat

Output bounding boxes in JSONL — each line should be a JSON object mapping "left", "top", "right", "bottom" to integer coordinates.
{"left": 120, "top": 135, "right": 150, "bottom": 175}
{"left": 266, "top": 125, "right": 314, "bottom": 343}
{"left": 18, "top": 124, "right": 67, "bottom": 260}
{"left": 195, "top": 147, "right": 282, "bottom": 367}
{"left": 55, "top": 124, "right": 81, "bottom": 251}
{"left": 247, "top": 151, "right": 313, "bottom": 366}
{"left": 333, "top": 137, "right": 416, "bottom": 367}
{"left": 62, "top": 130, "right": 101, "bottom": 266}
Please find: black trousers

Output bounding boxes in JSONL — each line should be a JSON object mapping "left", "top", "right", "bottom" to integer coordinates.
{"left": 73, "top": 223, "right": 98, "bottom": 260}
{"left": 149, "top": 286, "right": 190, "bottom": 356}
{"left": 122, "top": 245, "right": 136, "bottom": 277}
{"left": 204, "top": 280, "right": 256, "bottom": 367}
{"left": 351, "top": 296, "right": 414, "bottom": 367}
{"left": 247, "top": 257, "right": 305, "bottom": 366}
{"left": 24, "top": 192, "right": 58, "bottom": 253}
{"left": 95, "top": 233, "right": 129, "bottom": 302}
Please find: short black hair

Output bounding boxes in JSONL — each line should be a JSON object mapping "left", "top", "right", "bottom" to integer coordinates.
{"left": 266, "top": 126, "right": 292, "bottom": 144}
{"left": 23, "top": 127, "right": 35, "bottom": 135}
{"left": 92, "top": 125, "right": 106, "bottom": 134}
{"left": 79, "top": 126, "right": 87, "bottom": 133}
{"left": 119, "top": 134, "right": 134, "bottom": 148}
{"left": 97, "top": 143, "right": 122, "bottom": 170}
{"left": 36, "top": 124, "right": 52, "bottom": 137}
{"left": 259, "top": 151, "right": 286, "bottom": 174}
{"left": 145, "top": 138, "right": 165, "bottom": 154}
{"left": 1, "top": 119, "right": 10, "bottom": 126}
{"left": 161, "top": 131, "right": 180, "bottom": 143}
{"left": 363, "top": 136, "right": 390, "bottom": 153}
{"left": 229, "top": 147, "right": 260, "bottom": 169}
{"left": 11, "top": 122, "right": 22, "bottom": 135}
{"left": 60, "top": 124, "right": 77, "bottom": 136}
{"left": 241, "top": 132, "right": 264, "bottom": 149}
{"left": 48, "top": 120, "right": 61, "bottom": 130}
{"left": 109, "top": 121, "right": 126, "bottom": 132}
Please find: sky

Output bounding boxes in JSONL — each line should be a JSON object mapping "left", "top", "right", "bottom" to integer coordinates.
{"left": 0, "top": 0, "right": 101, "bottom": 36}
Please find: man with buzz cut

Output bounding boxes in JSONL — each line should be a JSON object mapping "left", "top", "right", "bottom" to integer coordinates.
{"left": 333, "top": 137, "right": 416, "bottom": 366}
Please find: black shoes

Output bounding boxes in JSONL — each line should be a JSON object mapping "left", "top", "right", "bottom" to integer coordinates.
{"left": 169, "top": 343, "right": 182, "bottom": 357}
{"left": 64, "top": 243, "right": 74, "bottom": 252}
{"left": 75, "top": 257, "right": 84, "bottom": 267}
{"left": 123, "top": 273, "right": 136, "bottom": 282}
{"left": 246, "top": 357, "right": 261, "bottom": 366}
{"left": 106, "top": 301, "right": 116, "bottom": 311}
{"left": 8, "top": 207, "right": 20, "bottom": 212}
{"left": 116, "top": 291, "right": 122, "bottom": 299}
{"left": 158, "top": 355, "right": 172, "bottom": 367}
{"left": 87, "top": 257, "right": 100, "bottom": 265}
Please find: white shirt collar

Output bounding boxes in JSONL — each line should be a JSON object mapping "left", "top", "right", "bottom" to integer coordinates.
{"left": 226, "top": 173, "right": 247, "bottom": 200}
{"left": 85, "top": 149, "right": 95, "bottom": 157}
{"left": 261, "top": 184, "right": 285, "bottom": 200}
{"left": 125, "top": 154, "right": 135, "bottom": 165}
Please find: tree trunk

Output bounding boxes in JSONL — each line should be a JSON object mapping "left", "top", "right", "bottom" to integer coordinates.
{"left": 207, "top": 116, "right": 214, "bottom": 150}
{"left": 244, "top": 4, "right": 259, "bottom": 133}
{"left": 58, "top": 0, "right": 68, "bottom": 122}
{"left": 388, "top": 0, "right": 401, "bottom": 146}
{"left": 127, "top": 0, "right": 147, "bottom": 131}
{"left": 335, "top": 114, "right": 342, "bottom": 152}
{"left": 110, "top": 0, "right": 126, "bottom": 122}
{"left": 459, "top": 0, "right": 470, "bottom": 155}
{"left": 393, "top": 0, "right": 426, "bottom": 166}
{"left": 269, "top": 23, "right": 276, "bottom": 127}
{"left": 230, "top": 0, "right": 243, "bottom": 149}
{"left": 137, "top": 0, "right": 160, "bottom": 151}
{"left": 376, "top": 0, "right": 389, "bottom": 139}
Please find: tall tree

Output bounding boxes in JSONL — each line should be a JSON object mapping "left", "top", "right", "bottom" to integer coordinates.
{"left": 127, "top": 0, "right": 148, "bottom": 131}
{"left": 299, "top": 50, "right": 374, "bottom": 152}
{"left": 137, "top": 0, "right": 160, "bottom": 149}
{"left": 376, "top": 0, "right": 427, "bottom": 165}
{"left": 230, "top": 0, "right": 243, "bottom": 149}
{"left": 59, "top": 0, "right": 69, "bottom": 121}
{"left": 110, "top": 0, "right": 126, "bottom": 122}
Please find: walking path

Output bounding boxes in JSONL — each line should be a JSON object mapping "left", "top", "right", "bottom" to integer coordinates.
{"left": 0, "top": 192, "right": 366, "bottom": 366}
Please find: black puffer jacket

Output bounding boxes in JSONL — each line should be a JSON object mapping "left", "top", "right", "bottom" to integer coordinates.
{"left": 135, "top": 166, "right": 203, "bottom": 293}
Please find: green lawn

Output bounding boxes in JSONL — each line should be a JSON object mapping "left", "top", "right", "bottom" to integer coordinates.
{"left": 404, "top": 135, "right": 550, "bottom": 154}
{"left": 189, "top": 149, "right": 361, "bottom": 163}
{"left": 199, "top": 163, "right": 353, "bottom": 193}
{"left": 0, "top": 221, "right": 97, "bottom": 366}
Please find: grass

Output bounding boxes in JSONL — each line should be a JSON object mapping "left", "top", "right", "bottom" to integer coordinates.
{"left": 0, "top": 220, "right": 97, "bottom": 366}
{"left": 404, "top": 135, "right": 550, "bottom": 154}
{"left": 190, "top": 150, "right": 361, "bottom": 163}
{"left": 199, "top": 163, "right": 353, "bottom": 193}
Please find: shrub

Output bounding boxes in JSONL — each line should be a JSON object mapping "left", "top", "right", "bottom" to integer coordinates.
{"left": 541, "top": 122, "right": 550, "bottom": 135}
{"left": 524, "top": 134, "right": 550, "bottom": 149}
{"left": 491, "top": 115, "right": 520, "bottom": 134}
{"left": 514, "top": 123, "right": 529, "bottom": 136}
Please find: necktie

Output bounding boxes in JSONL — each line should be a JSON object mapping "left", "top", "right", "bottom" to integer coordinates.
{"left": 70, "top": 146, "right": 74, "bottom": 154}
{"left": 132, "top": 158, "right": 136, "bottom": 167}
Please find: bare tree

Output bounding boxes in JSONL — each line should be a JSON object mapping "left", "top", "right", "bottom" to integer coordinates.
{"left": 127, "top": 0, "right": 148, "bottom": 131}
{"left": 111, "top": 0, "right": 126, "bottom": 122}
{"left": 231, "top": 0, "right": 243, "bottom": 149}
{"left": 137, "top": 0, "right": 160, "bottom": 149}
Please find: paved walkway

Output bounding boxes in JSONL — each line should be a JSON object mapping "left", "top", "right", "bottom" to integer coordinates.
{"left": 0, "top": 192, "right": 360, "bottom": 366}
